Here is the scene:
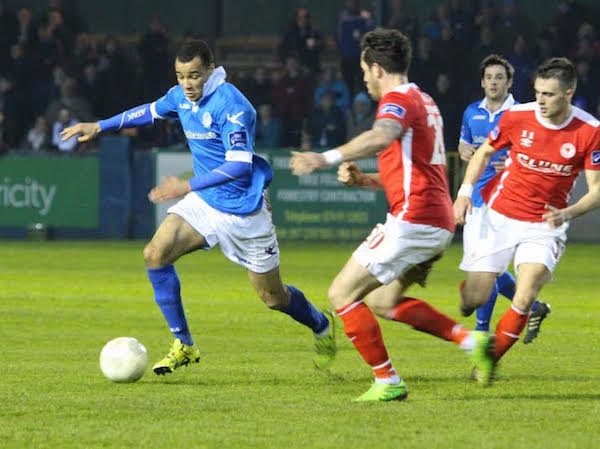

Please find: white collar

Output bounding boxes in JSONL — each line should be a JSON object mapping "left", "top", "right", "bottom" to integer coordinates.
{"left": 200, "top": 66, "right": 226, "bottom": 101}
{"left": 478, "top": 93, "right": 515, "bottom": 114}
{"left": 534, "top": 103, "right": 576, "bottom": 130}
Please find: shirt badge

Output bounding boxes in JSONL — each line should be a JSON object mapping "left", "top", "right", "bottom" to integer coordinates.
{"left": 202, "top": 112, "right": 212, "bottom": 128}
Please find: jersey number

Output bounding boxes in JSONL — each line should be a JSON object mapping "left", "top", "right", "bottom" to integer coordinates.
{"left": 427, "top": 113, "right": 446, "bottom": 165}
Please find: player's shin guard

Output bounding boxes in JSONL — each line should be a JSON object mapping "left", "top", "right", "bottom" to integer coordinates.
{"left": 283, "top": 285, "right": 329, "bottom": 333}
{"left": 388, "top": 297, "right": 470, "bottom": 345}
{"left": 475, "top": 282, "right": 499, "bottom": 331}
{"left": 337, "top": 301, "right": 397, "bottom": 381}
{"left": 494, "top": 304, "right": 528, "bottom": 361}
{"left": 147, "top": 265, "right": 194, "bottom": 346}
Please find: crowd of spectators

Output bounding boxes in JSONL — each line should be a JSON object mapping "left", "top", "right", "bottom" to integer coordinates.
{"left": 1, "top": 0, "right": 600, "bottom": 155}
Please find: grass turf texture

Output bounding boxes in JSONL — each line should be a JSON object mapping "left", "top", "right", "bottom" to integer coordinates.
{"left": 1, "top": 241, "right": 598, "bottom": 449}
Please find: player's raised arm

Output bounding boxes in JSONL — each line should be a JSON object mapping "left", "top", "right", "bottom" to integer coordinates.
{"left": 290, "top": 119, "right": 403, "bottom": 176}
{"left": 453, "top": 139, "right": 496, "bottom": 224}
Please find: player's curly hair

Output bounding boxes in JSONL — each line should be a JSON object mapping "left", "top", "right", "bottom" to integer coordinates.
{"left": 361, "top": 28, "right": 411, "bottom": 74}
{"left": 480, "top": 54, "right": 514, "bottom": 80}
{"left": 536, "top": 57, "right": 577, "bottom": 91}
{"left": 176, "top": 39, "right": 215, "bottom": 67}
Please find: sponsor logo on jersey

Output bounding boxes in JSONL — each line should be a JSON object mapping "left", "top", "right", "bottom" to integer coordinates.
{"left": 185, "top": 130, "right": 217, "bottom": 140}
{"left": 227, "top": 111, "right": 245, "bottom": 126}
{"left": 559, "top": 143, "right": 576, "bottom": 159}
{"left": 516, "top": 153, "right": 573, "bottom": 175}
{"left": 179, "top": 103, "right": 191, "bottom": 109}
{"left": 520, "top": 130, "right": 535, "bottom": 147}
{"left": 202, "top": 112, "right": 212, "bottom": 128}
{"left": 472, "top": 114, "right": 486, "bottom": 120}
{"left": 379, "top": 103, "right": 406, "bottom": 119}
{"left": 592, "top": 150, "right": 600, "bottom": 165}
{"left": 228, "top": 130, "right": 248, "bottom": 148}
{"left": 126, "top": 108, "right": 146, "bottom": 121}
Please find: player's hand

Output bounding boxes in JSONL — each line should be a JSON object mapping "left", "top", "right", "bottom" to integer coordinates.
{"left": 542, "top": 204, "right": 570, "bottom": 228}
{"left": 290, "top": 151, "right": 328, "bottom": 175}
{"left": 491, "top": 155, "right": 507, "bottom": 173}
{"left": 60, "top": 122, "right": 101, "bottom": 142}
{"left": 458, "top": 144, "right": 476, "bottom": 162}
{"left": 453, "top": 195, "right": 472, "bottom": 225}
{"left": 337, "top": 162, "right": 365, "bottom": 187}
{"left": 148, "top": 176, "right": 191, "bottom": 203}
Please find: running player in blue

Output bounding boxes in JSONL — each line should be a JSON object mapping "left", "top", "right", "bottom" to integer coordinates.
{"left": 457, "top": 54, "right": 550, "bottom": 344}
{"left": 61, "top": 39, "right": 335, "bottom": 374}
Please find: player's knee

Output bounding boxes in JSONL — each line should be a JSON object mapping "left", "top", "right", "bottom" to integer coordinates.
{"left": 143, "top": 243, "right": 167, "bottom": 268}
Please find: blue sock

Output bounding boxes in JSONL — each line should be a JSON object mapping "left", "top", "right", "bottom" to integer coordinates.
{"left": 147, "top": 265, "right": 194, "bottom": 346}
{"left": 282, "top": 285, "right": 329, "bottom": 333}
{"left": 475, "top": 282, "right": 499, "bottom": 331}
{"left": 497, "top": 271, "right": 516, "bottom": 299}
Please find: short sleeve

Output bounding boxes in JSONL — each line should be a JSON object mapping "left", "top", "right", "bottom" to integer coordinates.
{"left": 488, "top": 110, "right": 513, "bottom": 151}
{"left": 584, "top": 128, "right": 600, "bottom": 170}
{"left": 376, "top": 92, "right": 414, "bottom": 129}
{"left": 459, "top": 108, "right": 473, "bottom": 145}
{"left": 220, "top": 105, "right": 256, "bottom": 153}
{"left": 152, "top": 86, "right": 179, "bottom": 120}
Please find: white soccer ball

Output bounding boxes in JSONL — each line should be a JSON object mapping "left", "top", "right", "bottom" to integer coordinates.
{"left": 99, "top": 337, "right": 148, "bottom": 383}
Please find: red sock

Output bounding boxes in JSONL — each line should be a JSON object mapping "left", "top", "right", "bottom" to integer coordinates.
{"left": 389, "top": 297, "right": 469, "bottom": 345}
{"left": 494, "top": 305, "right": 528, "bottom": 361}
{"left": 336, "top": 301, "right": 396, "bottom": 379}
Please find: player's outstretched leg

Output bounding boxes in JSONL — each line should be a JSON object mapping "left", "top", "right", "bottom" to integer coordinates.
{"left": 337, "top": 301, "right": 407, "bottom": 402}
{"left": 384, "top": 296, "right": 495, "bottom": 385}
{"left": 496, "top": 272, "right": 551, "bottom": 344}
{"left": 475, "top": 282, "right": 499, "bottom": 331}
{"left": 147, "top": 265, "right": 200, "bottom": 374}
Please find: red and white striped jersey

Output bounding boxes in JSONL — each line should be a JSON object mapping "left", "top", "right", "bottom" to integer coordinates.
{"left": 376, "top": 83, "right": 455, "bottom": 232}
{"left": 482, "top": 102, "right": 600, "bottom": 222}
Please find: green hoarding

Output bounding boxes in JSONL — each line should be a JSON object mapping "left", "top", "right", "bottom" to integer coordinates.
{"left": 0, "top": 155, "right": 99, "bottom": 228}
{"left": 259, "top": 152, "right": 389, "bottom": 241}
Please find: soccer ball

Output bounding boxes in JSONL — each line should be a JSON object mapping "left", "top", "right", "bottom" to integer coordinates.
{"left": 99, "top": 337, "right": 148, "bottom": 383}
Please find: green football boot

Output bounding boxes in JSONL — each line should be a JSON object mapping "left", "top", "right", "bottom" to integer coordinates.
{"left": 152, "top": 338, "right": 200, "bottom": 375}
{"left": 470, "top": 331, "right": 495, "bottom": 386}
{"left": 313, "top": 310, "right": 337, "bottom": 369}
{"left": 354, "top": 380, "right": 409, "bottom": 402}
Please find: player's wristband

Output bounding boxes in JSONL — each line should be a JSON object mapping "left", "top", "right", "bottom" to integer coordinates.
{"left": 322, "top": 149, "right": 343, "bottom": 166}
{"left": 457, "top": 184, "right": 473, "bottom": 198}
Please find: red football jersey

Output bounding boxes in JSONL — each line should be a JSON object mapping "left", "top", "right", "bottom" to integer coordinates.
{"left": 482, "top": 102, "right": 600, "bottom": 222}
{"left": 376, "top": 83, "right": 455, "bottom": 232}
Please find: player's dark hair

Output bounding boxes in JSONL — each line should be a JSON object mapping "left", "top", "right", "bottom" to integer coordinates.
{"left": 361, "top": 28, "right": 411, "bottom": 74}
{"left": 536, "top": 57, "right": 577, "bottom": 91}
{"left": 480, "top": 54, "right": 514, "bottom": 80}
{"left": 176, "top": 39, "right": 214, "bottom": 67}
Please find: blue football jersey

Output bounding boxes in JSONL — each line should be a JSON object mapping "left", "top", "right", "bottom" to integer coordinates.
{"left": 459, "top": 94, "right": 516, "bottom": 207}
{"left": 151, "top": 67, "right": 272, "bottom": 215}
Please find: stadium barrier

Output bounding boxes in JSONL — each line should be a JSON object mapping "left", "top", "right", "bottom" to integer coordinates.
{"left": 1, "top": 142, "right": 597, "bottom": 241}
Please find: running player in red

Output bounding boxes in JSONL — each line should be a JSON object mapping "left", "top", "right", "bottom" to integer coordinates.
{"left": 454, "top": 57, "right": 600, "bottom": 380}
{"left": 291, "top": 29, "right": 494, "bottom": 402}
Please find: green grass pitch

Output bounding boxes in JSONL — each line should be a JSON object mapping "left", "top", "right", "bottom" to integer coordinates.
{"left": 1, "top": 241, "right": 598, "bottom": 449}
